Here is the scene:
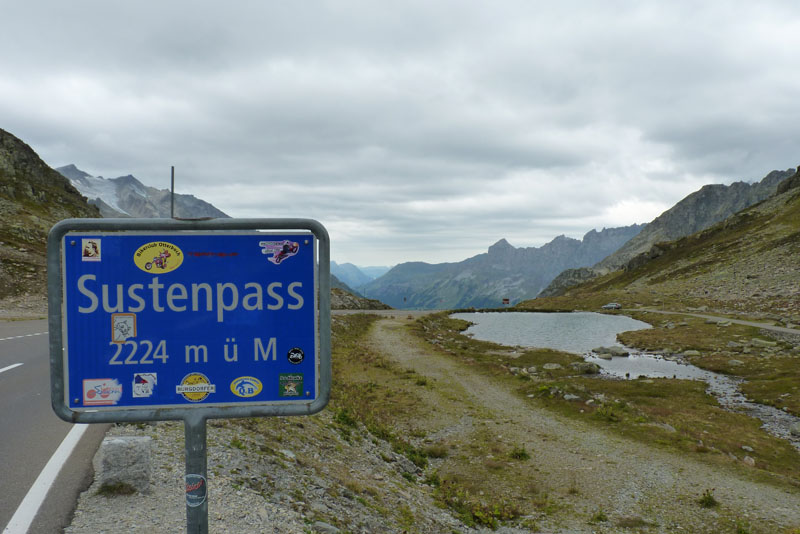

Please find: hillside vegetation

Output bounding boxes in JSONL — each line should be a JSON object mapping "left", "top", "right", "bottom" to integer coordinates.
{"left": 331, "top": 287, "right": 392, "bottom": 310}
{"left": 522, "top": 167, "right": 800, "bottom": 320}
{"left": 0, "top": 129, "right": 98, "bottom": 313}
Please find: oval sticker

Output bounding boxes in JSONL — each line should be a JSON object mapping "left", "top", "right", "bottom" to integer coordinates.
{"left": 230, "top": 376, "right": 263, "bottom": 398}
{"left": 133, "top": 241, "right": 183, "bottom": 273}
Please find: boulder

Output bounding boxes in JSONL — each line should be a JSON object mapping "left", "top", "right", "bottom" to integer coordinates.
{"left": 98, "top": 436, "right": 152, "bottom": 494}
{"left": 542, "top": 363, "right": 562, "bottom": 370}
{"left": 312, "top": 521, "right": 341, "bottom": 534}
{"left": 571, "top": 362, "right": 601, "bottom": 374}
{"left": 751, "top": 338, "right": 778, "bottom": 348}
{"left": 393, "top": 452, "right": 420, "bottom": 475}
{"left": 790, "top": 422, "right": 800, "bottom": 438}
{"left": 682, "top": 350, "right": 701, "bottom": 357}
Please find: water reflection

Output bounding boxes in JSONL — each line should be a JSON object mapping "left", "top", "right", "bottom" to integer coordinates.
{"left": 451, "top": 311, "right": 651, "bottom": 354}
{"left": 585, "top": 352, "right": 711, "bottom": 380}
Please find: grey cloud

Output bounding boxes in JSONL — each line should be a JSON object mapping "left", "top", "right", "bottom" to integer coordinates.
{"left": 3, "top": 1, "right": 800, "bottom": 265}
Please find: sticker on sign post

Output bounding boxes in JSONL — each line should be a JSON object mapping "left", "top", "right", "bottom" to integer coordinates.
{"left": 185, "top": 474, "right": 207, "bottom": 507}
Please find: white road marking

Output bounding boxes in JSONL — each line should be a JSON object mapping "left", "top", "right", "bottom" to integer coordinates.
{"left": 0, "top": 363, "right": 23, "bottom": 375}
{"left": 2, "top": 424, "right": 89, "bottom": 534}
{"left": 0, "top": 332, "right": 48, "bottom": 342}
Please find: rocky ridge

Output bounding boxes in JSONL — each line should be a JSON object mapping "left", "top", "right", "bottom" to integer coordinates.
{"left": 542, "top": 167, "right": 797, "bottom": 297}
{"left": 595, "top": 168, "right": 795, "bottom": 273}
{"left": 537, "top": 167, "right": 800, "bottom": 319}
{"left": 0, "top": 129, "right": 98, "bottom": 313}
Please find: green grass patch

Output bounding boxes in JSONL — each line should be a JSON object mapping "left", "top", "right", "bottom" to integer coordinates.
{"left": 698, "top": 488, "right": 718, "bottom": 508}
{"left": 435, "top": 477, "right": 521, "bottom": 528}
{"left": 508, "top": 445, "right": 530, "bottom": 461}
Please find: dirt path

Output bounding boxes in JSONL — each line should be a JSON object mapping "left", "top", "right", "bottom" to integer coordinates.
{"left": 367, "top": 315, "right": 800, "bottom": 533}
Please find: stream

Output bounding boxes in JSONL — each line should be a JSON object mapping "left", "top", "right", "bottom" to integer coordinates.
{"left": 452, "top": 311, "right": 800, "bottom": 451}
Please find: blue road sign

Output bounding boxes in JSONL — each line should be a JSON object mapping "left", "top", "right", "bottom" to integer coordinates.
{"left": 58, "top": 230, "right": 319, "bottom": 413}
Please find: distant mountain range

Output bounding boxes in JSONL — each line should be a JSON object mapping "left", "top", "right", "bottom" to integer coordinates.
{"left": 4, "top": 127, "right": 796, "bottom": 315}
{"left": 57, "top": 164, "right": 228, "bottom": 219}
{"left": 331, "top": 261, "right": 391, "bottom": 289}
{"left": 361, "top": 225, "right": 644, "bottom": 309}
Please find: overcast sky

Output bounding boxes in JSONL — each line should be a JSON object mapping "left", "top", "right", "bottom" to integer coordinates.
{"left": 3, "top": 1, "right": 799, "bottom": 266}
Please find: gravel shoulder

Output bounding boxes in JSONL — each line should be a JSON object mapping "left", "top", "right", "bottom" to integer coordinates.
{"left": 64, "top": 314, "right": 800, "bottom": 533}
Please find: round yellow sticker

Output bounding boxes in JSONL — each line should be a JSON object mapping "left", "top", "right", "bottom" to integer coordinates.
{"left": 176, "top": 373, "right": 215, "bottom": 402}
{"left": 133, "top": 241, "right": 183, "bottom": 273}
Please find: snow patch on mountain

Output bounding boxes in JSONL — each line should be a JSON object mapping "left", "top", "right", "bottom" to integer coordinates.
{"left": 76, "top": 174, "right": 128, "bottom": 214}
{"left": 55, "top": 164, "right": 229, "bottom": 219}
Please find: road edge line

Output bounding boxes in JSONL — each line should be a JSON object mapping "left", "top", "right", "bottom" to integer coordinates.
{"left": 0, "top": 363, "right": 23, "bottom": 375}
{"left": 2, "top": 424, "right": 90, "bottom": 534}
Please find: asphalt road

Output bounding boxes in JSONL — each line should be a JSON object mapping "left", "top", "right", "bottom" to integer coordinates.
{"left": 0, "top": 319, "right": 108, "bottom": 534}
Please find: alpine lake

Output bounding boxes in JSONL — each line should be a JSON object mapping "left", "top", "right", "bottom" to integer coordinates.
{"left": 451, "top": 311, "right": 800, "bottom": 450}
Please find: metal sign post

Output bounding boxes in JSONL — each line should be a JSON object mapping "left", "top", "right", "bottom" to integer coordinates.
{"left": 185, "top": 413, "right": 208, "bottom": 533}
{"left": 47, "top": 218, "right": 331, "bottom": 533}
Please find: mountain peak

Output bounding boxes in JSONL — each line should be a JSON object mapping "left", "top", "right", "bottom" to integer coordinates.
{"left": 488, "top": 238, "right": 514, "bottom": 253}
{"left": 56, "top": 164, "right": 92, "bottom": 182}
